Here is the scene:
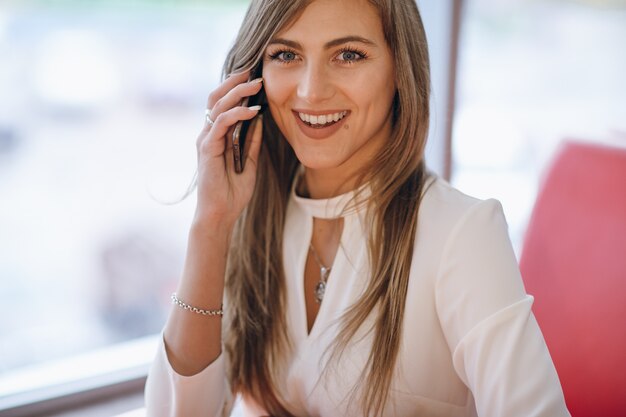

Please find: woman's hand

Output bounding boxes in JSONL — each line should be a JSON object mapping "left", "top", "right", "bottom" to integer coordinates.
{"left": 159, "top": 73, "right": 263, "bottom": 376}
{"left": 194, "top": 70, "right": 264, "bottom": 227}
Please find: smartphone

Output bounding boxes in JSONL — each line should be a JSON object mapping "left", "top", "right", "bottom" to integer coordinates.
{"left": 232, "top": 65, "right": 265, "bottom": 173}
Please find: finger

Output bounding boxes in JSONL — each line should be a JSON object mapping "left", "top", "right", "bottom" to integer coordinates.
{"left": 211, "top": 78, "right": 263, "bottom": 119}
{"left": 212, "top": 105, "right": 261, "bottom": 140}
{"left": 206, "top": 70, "right": 251, "bottom": 110}
{"left": 197, "top": 105, "right": 261, "bottom": 159}
{"left": 244, "top": 114, "right": 264, "bottom": 172}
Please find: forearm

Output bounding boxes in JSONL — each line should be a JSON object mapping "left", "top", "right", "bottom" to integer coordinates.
{"left": 163, "top": 217, "right": 233, "bottom": 376}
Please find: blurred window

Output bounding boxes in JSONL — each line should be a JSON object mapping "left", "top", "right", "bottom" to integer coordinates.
{"left": 452, "top": 0, "right": 626, "bottom": 255}
{"left": 0, "top": 0, "right": 248, "bottom": 407}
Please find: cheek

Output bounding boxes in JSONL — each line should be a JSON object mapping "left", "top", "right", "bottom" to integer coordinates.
{"left": 262, "top": 68, "right": 290, "bottom": 105}
{"left": 364, "top": 78, "right": 395, "bottom": 119}
{"left": 264, "top": 70, "right": 299, "bottom": 133}
{"left": 262, "top": 70, "right": 293, "bottom": 138}
{"left": 346, "top": 68, "right": 394, "bottom": 115}
{"left": 264, "top": 88, "right": 286, "bottom": 125}
{"left": 355, "top": 88, "right": 390, "bottom": 123}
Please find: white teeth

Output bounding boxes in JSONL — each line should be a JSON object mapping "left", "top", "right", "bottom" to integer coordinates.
{"left": 298, "top": 111, "right": 347, "bottom": 126}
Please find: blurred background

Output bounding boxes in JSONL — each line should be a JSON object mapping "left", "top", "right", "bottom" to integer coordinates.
{"left": 452, "top": 0, "right": 626, "bottom": 253}
{"left": 0, "top": 0, "right": 250, "bottom": 409}
{"left": 0, "top": 0, "right": 624, "bottom": 414}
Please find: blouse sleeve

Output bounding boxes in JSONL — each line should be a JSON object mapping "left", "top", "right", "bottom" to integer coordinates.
{"left": 435, "top": 199, "right": 570, "bottom": 417}
{"left": 144, "top": 332, "right": 234, "bottom": 417}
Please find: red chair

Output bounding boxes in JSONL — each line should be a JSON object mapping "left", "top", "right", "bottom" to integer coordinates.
{"left": 520, "top": 140, "right": 626, "bottom": 417}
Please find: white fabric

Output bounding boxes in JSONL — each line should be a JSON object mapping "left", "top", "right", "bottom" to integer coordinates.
{"left": 145, "top": 176, "right": 570, "bottom": 417}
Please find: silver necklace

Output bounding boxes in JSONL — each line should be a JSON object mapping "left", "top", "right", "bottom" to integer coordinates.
{"left": 309, "top": 244, "right": 331, "bottom": 303}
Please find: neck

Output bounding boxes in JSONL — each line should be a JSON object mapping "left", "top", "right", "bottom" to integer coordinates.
{"left": 301, "top": 168, "right": 357, "bottom": 200}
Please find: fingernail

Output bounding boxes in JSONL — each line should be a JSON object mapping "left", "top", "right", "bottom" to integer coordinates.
{"left": 250, "top": 77, "right": 263, "bottom": 84}
{"left": 249, "top": 105, "right": 262, "bottom": 111}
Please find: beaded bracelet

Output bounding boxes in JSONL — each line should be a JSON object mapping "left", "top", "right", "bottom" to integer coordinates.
{"left": 170, "top": 292, "right": 223, "bottom": 317}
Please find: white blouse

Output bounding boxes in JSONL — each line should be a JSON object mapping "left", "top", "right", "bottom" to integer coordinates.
{"left": 145, "top": 176, "right": 570, "bottom": 417}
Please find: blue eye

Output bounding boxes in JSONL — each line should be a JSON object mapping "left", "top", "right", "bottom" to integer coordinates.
{"left": 336, "top": 48, "right": 367, "bottom": 63}
{"left": 279, "top": 51, "right": 297, "bottom": 61}
{"left": 269, "top": 50, "right": 298, "bottom": 63}
{"left": 339, "top": 51, "right": 359, "bottom": 61}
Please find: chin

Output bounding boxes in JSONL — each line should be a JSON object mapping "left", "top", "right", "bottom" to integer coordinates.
{"left": 292, "top": 150, "right": 344, "bottom": 171}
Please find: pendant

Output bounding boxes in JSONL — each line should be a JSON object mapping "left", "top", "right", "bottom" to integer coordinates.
{"left": 314, "top": 266, "right": 331, "bottom": 303}
{"left": 314, "top": 281, "right": 326, "bottom": 303}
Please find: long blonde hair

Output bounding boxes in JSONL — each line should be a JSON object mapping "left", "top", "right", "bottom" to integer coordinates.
{"left": 222, "top": 1, "right": 430, "bottom": 415}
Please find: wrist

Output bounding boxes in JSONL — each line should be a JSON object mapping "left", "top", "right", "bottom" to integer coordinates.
{"left": 191, "top": 210, "right": 236, "bottom": 235}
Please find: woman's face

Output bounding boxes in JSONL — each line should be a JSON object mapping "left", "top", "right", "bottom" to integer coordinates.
{"left": 262, "top": 0, "right": 396, "bottom": 177}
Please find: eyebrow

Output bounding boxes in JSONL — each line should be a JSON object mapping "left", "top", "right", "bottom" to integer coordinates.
{"left": 267, "top": 35, "right": 377, "bottom": 50}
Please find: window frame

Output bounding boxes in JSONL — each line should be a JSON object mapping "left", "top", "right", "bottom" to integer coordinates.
{"left": 0, "top": 335, "right": 156, "bottom": 416}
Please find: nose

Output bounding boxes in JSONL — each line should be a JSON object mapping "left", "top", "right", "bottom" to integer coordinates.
{"left": 296, "top": 62, "right": 335, "bottom": 104}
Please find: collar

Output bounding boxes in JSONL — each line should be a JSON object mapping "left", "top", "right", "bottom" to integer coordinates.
{"left": 290, "top": 167, "right": 370, "bottom": 219}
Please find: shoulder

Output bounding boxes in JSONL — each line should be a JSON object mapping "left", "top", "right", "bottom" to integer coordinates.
{"left": 418, "top": 175, "right": 506, "bottom": 237}
{"left": 412, "top": 176, "right": 513, "bottom": 275}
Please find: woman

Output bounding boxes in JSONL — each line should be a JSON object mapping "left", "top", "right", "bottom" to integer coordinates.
{"left": 145, "top": 0, "right": 570, "bottom": 416}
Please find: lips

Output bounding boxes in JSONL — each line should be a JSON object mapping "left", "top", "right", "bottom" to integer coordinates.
{"left": 297, "top": 111, "right": 348, "bottom": 127}
{"left": 292, "top": 110, "right": 350, "bottom": 140}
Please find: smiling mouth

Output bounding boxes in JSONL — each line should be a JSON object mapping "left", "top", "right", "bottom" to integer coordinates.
{"left": 297, "top": 111, "right": 348, "bottom": 128}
